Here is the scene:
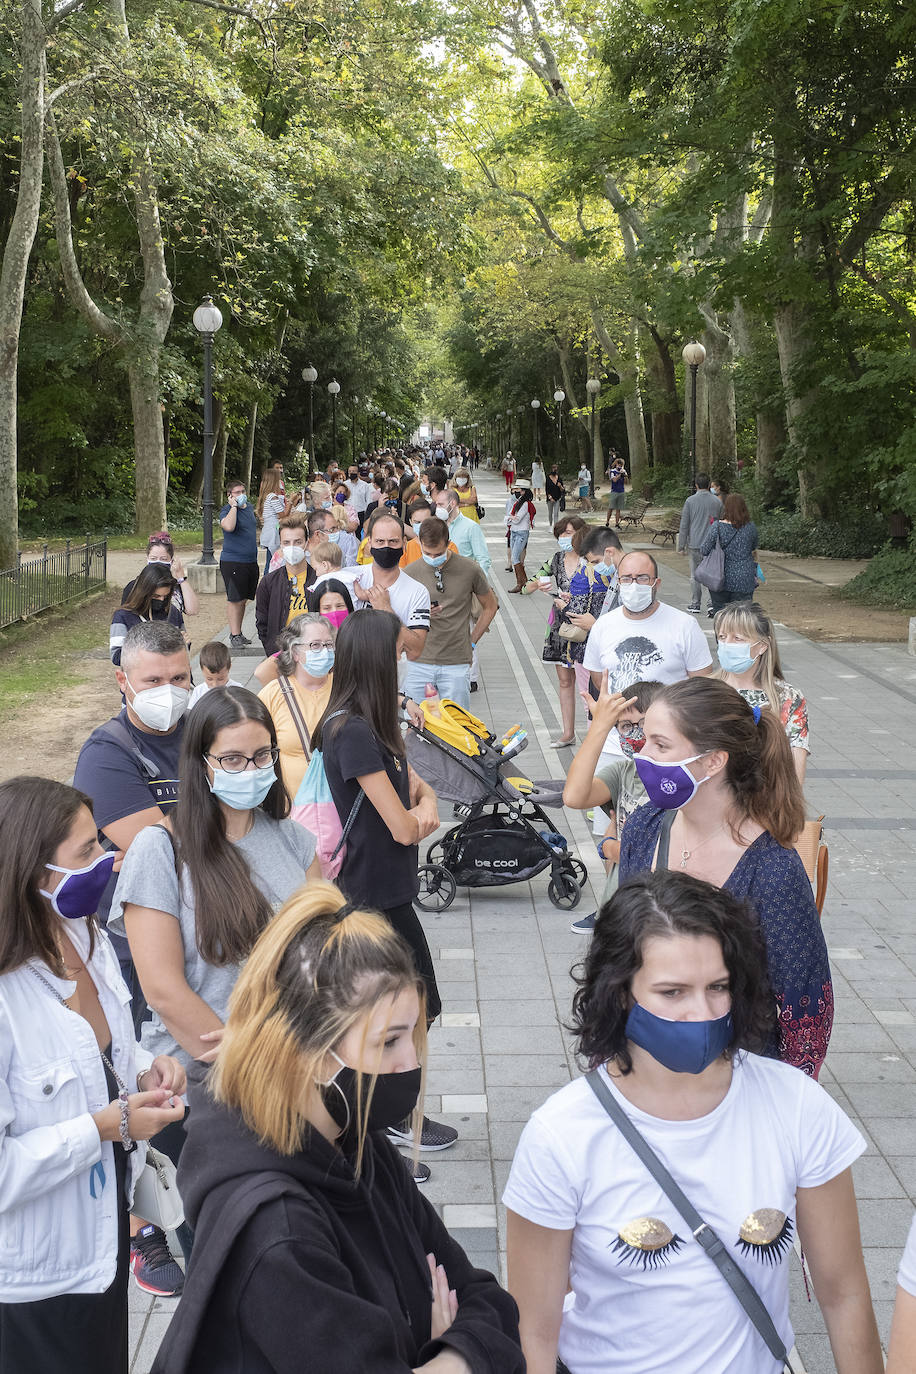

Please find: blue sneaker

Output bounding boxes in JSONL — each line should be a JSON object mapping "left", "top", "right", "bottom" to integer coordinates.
{"left": 570, "top": 911, "right": 596, "bottom": 935}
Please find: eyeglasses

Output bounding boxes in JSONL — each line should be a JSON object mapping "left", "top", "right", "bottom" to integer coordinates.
{"left": 618, "top": 574, "right": 654, "bottom": 586}
{"left": 204, "top": 746, "right": 280, "bottom": 773}
{"left": 296, "top": 640, "right": 334, "bottom": 652}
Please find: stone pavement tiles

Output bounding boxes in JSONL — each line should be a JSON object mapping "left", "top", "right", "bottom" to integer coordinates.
{"left": 129, "top": 469, "right": 916, "bottom": 1372}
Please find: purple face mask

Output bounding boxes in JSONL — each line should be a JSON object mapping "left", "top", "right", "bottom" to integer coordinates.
{"left": 633, "top": 753, "right": 709, "bottom": 809}
{"left": 40, "top": 851, "right": 116, "bottom": 920}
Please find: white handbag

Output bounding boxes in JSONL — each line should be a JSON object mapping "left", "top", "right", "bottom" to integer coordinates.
{"left": 133, "top": 1146, "right": 185, "bottom": 1231}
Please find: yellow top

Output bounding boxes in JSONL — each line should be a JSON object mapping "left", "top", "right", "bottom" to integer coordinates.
{"left": 456, "top": 489, "right": 479, "bottom": 523}
{"left": 258, "top": 675, "right": 333, "bottom": 799}
{"left": 286, "top": 569, "right": 312, "bottom": 623}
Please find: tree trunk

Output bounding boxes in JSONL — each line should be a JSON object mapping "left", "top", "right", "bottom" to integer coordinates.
{"left": 0, "top": 0, "right": 46, "bottom": 567}
{"left": 773, "top": 301, "right": 821, "bottom": 517}
{"left": 699, "top": 319, "right": 737, "bottom": 479}
{"left": 591, "top": 312, "right": 649, "bottom": 491}
{"left": 644, "top": 333, "right": 681, "bottom": 467}
{"left": 214, "top": 405, "right": 228, "bottom": 497}
{"left": 242, "top": 399, "right": 258, "bottom": 492}
{"left": 730, "top": 298, "right": 786, "bottom": 498}
{"left": 127, "top": 356, "right": 166, "bottom": 531}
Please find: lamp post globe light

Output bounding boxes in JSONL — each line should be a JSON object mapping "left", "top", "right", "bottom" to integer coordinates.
{"left": 553, "top": 388, "right": 565, "bottom": 444}
{"left": 586, "top": 377, "right": 601, "bottom": 498}
{"left": 192, "top": 295, "right": 224, "bottom": 565}
{"left": 327, "top": 380, "right": 341, "bottom": 466}
{"left": 682, "top": 341, "right": 707, "bottom": 491}
{"left": 302, "top": 365, "right": 318, "bottom": 479}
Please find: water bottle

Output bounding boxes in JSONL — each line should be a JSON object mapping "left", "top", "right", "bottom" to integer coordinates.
{"left": 424, "top": 682, "right": 443, "bottom": 719}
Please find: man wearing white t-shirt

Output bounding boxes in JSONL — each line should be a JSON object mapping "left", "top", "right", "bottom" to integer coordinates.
{"left": 584, "top": 550, "right": 713, "bottom": 694}
{"left": 353, "top": 512, "right": 430, "bottom": 660}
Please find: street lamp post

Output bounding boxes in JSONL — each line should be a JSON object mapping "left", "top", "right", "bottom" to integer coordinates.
{"left": 301, "top": 365, "right": 317, "bottom": 478}
{"left": 530, "top": 398, "right": 541, "bottom": 458}
{"left": 586, "top": 377, "right": 601, "bottom": 498}
{"left": 327, "top": 380, "right": 340, "bottom": 467}
{"left": 682, "top": 341, "right": 707, "bottom": 490}
{"left": 192, "top": 295, "right": 224, "bottom": 565}
{"left": 553, "top": 389, "right": 565, "bottom": 457}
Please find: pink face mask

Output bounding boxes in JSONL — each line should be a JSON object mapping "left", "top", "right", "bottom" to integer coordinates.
{"left": 321, "top": 608, "right": 349, "bottom": 628}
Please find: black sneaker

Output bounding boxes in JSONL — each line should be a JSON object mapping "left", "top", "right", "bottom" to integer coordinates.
{"left": 229, "top": 633, "right": 246, "bottom": 649}
{"left": 411, "top": 1160, "right": 431, "bottom": 1184}
{"left": 387, "top": 1116, "right": 458, "bottom": 1152}
{"left": 707, "top": 607, "right": 716, "bottom": 619}
{"left": 130, "top": 1224, "right": 184, "bottom": 1297}
{"left": 686, "top": 605, "right": 700, "bottom": 614}
{"left": 239, "top": 633, "right": 252, "bottom": 645}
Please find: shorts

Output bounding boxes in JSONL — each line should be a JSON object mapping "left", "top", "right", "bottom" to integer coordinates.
{"left": 607, "top": 492, "right": 626, "bottom": 509}
{"left": 220, "top": 559, "right": 259, "bottom": 602}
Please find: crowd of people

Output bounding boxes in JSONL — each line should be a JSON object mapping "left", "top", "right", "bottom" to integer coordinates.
{"left": 0, "top": 441, "right": 913, "bottom": 1374}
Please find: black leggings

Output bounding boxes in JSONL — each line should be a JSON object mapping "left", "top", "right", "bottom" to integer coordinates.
{"left": 382, "top": 903, "right": 442, "bottom": 1022}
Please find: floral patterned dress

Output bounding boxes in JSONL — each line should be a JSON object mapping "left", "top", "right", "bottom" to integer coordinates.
{"left": 620, "top": 805, "right": 833, "bottom": 1078}
{"left": 535, "top": 551, "right": 583, "bottom": 664}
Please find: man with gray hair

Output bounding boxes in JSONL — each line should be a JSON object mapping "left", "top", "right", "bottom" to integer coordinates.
{"left": 677, "top": 472, "right": 722, "bottom": 614}
{"left": 72, "top": 620, "right": 192, "bottom": 1297}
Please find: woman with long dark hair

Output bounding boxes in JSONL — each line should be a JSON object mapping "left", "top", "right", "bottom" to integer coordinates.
{"left": 151, "top": 883, "right": 524, "bottom": 1374}
{"left": 505, "top": 870, "right": 880, "bottom": 1374}
{"left": 109, "top": 564, "right": 183, "bottom": 665}
{"left": 505, "top": 485, "right": 535, "bottom": 592}
{"left": 618, "top": 676, "right": 831, "bottom": 1076}
{"left": 0, "top": 778, "right": 185, "bottom": 1373}
{"left": 698, "top": 492, "right": 759, "bottom": 616}
{"left": 110, "top": 687, "right": 319, "bottom": 1077}
{"left": 122, "top": 531, "right": 199, "bottom": 622}
{"left": 313, "top": 611, "right": 456, "bottom": 1161}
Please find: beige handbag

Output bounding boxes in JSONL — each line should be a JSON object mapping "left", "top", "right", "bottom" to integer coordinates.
{"left": 557, "top": 621, "right": 588, "bottom": 642}
{"left": 793, "top": 814, "right": 828, "bottom": 915}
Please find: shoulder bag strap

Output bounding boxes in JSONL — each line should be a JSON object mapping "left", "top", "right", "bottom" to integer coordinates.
{"left": 654, "top": 809, "right": 676, "bottom": 870}
{"left": 584, "top": 1070, "right": 789, "bottom": 1369}
{"left": 322, "top": 708, "right": 365, "bottom": 863}
{"left": 277, "top": 676, "right": 312, "bottom": 762}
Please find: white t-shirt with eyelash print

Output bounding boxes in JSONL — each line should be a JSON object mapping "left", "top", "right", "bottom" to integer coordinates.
{"left": 502, "top": 1053, "right": 864, "bottom": 1374}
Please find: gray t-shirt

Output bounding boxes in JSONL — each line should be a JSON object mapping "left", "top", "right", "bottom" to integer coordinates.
{"left": 109, "top": 811, "right": 316, "bottom": 1065}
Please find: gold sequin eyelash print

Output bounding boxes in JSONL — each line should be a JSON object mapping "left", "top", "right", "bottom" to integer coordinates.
{"left": 736, "top": 1210, "right": 794, "bottom": 1265}
{"left": 610, "top": 1218, "right": 684, "bottom": 1270}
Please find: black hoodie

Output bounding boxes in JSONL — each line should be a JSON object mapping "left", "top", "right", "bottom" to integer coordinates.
{"left": 152, "top": 1081, "right": 525, "bottom": 1374}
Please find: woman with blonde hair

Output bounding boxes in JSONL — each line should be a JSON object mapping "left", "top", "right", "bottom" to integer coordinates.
{"left": 258, "top": 613, "right": 336, "bottom": 799}
{"left": 618, "top": 676, "right": 832, "bottom": 1078}
{"left": 151, "top": 883, "right": 524, "bottom": 1374}
{"left": 256, "top": 469, "right": 293, "bottom": 575}
{"left": 449, "top": 467, "right": 480, "bottom": 522}
{"left": 714, "top": 601, "right": 810, "bottom": 782}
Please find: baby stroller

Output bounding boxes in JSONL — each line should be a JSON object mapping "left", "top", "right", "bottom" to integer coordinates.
{"left": 406, "top": 700, "right": 588, "bottom": 911}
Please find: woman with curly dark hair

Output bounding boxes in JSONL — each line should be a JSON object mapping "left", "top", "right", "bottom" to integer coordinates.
{"left": 503, "top": 870, "right": 881, "bottom": 1374}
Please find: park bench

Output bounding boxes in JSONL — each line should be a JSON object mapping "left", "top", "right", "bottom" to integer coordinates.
{"left": 618, "top": 499, "right": 651, "bottom": 530}
{"left": 649, "top": 523, "right": 679, "bottom": 546}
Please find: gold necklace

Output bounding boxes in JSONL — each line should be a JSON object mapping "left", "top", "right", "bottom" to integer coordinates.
{"left": 677, "top": 822, "right": 727, "bottom": 870}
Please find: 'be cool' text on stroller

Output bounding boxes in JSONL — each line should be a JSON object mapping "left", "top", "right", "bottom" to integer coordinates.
{"left": 405, "top": 699, "right": 588, "bottom": 911}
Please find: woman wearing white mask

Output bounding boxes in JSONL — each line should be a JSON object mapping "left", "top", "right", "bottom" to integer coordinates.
{"left": 258, "top": 614, "right": 336, "bottom": 800}
{"left": 449, "top": 467, "right": 480, "bottom": 522}
{"left": 110, "top": 688, "right": 320, "bottom": 1083}
{"left": 714, "top": 601, "right": 809, "bottom": 782}
{"left": 0, "top": 777, "right": 186, "bottom": 1374}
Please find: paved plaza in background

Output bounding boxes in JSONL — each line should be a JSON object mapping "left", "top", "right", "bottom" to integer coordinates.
{"left": 129, "top": 469, "right": 916, "bottom": 1373}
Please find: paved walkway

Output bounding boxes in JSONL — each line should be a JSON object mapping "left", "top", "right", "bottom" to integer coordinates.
{"left": 129, "top": 468, "right": 916, "bottom": 1373}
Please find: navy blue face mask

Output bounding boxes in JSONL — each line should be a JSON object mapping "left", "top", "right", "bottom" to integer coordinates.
{"left": 625, "top": 1001, "right": 733, "bottom": 1074}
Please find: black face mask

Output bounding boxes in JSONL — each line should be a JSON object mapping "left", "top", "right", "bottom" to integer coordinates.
{"left": 371, "top": 545, "right": 402, "bottom": 570}
{"left": 150, "top": 599, "right": 172, "bottom": 619}
{"left": 321, "top": 1059, "right": 422, "bottom": 1140}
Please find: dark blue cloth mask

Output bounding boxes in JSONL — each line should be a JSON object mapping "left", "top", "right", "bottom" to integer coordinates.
{"left": 625, "top": 1001, "right": 733, "bottom": 1074}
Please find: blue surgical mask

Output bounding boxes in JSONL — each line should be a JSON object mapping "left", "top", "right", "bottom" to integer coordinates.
{"left": 412, "top": 522, "right": 425, "bottom": 537}
{"left": 322, "top": 500, "right": 333, "bottom": 510}
{"left": 626, "top": 1001, "right": 733, "bottom": 1074}
{"left": 717, "top": 642, "right": 756, "bottom": 675}
{"left": 207, "top": 762, "right": 277, "bottom": 811}
{"left": 594, "top": 561, "right": 614, "bottom": 577}
{"left": 633, "top": 753, "right": 709, "bottom": 810}
{"left": 327, "top": 530, "right": 340, "bottom": 544}
{"left": 235, "top": 494, "right": 247, "bottom": 508}
{"left": 558, "top": 536, "right": 574, "bottom": 551}
{"left": 302, "top": 647, "right": 334, "bottom": 677}
{"left": 423, "top": 552, "right": 447, "bottom": 568}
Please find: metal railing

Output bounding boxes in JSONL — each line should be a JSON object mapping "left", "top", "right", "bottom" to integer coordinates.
{"left": 0, "top": 536, "right": 108, "bottom": 631}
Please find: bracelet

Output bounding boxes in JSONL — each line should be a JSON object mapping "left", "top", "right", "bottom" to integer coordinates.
{"left": 597, "top": 837, "right": 618, "bottom": 862}
{"left": 117, "top": 1088, "right": 137, "bottom": 1153}
{"left": 136, "top": 1068, "right": 150, "bottom": 1091}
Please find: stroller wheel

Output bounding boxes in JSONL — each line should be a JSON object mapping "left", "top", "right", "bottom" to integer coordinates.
{"left": 567, "top": 858, "right": 589, "bottom": 889}
{"left": 426, "top": 839, "right": 445, "bottom": 865}
{"left": 416, "top": 864, "right": 457, "bottom": 912}
{"left": 548, "top": 871, "right": 581, "bottom": 910}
